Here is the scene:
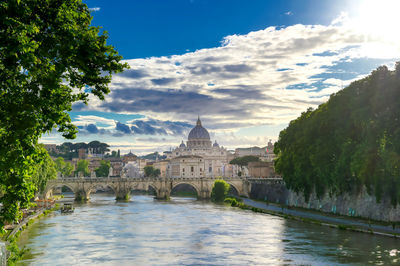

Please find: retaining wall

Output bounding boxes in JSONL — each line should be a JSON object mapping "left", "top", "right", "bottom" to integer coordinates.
{"left": 249, "top": 182, "right": 400, "bottom": 222}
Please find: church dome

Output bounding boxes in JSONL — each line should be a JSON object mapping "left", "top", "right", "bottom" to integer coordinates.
{"left": 188, "top": 117, "right": 210, "bottom": 140}
{"left": 213, "top": 140, "right": 219, "bottom": 147}
{"left": 179, "top": 141, "right": 186, "bottom": 148}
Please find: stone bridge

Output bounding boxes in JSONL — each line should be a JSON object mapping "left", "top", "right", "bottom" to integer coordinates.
{"left": 44, "top": 177, "right": 257, "bottom": 201}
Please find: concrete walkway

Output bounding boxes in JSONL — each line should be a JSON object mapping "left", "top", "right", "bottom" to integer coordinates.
{"left": 242, "top": 198, "right": 400, "bottom": 236}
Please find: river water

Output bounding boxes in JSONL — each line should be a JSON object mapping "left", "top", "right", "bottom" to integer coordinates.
{"left": 19, "top": 194, "right": 399, "bottom": 265}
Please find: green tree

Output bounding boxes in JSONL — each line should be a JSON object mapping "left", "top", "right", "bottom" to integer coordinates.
{"left": 144, "top": 166, "right": 160, "bottom": 177}
{"left": 95, "top": 160, "right": 110, "bottom": 177}
{"left": 0, "top": 0, "right": 128, "bottom": 226}
{"left": 55, "top": 157, "right": 65, "bottom": 173}
{"left": 55, "top": 156, "right": 74, "bottom": 177}
{"left": 229, "top": 156, "right": 260, "bottom": 167}
{"left": 211, "top": 179, "right": 230, "bottom": 202}
{"left": 62, "top": 162, "right": 74, "bottom": 177}
{"left": 153, "top": 168, "right": 161, "bottom": 177}
{"left": 75, "top": 160, "right": 90, "bottom": 177}
{"left": 32, "top": 146, "right": 57, "bottom": 194}
{"left": 274, "top": 63, "right": 400, "bottom": 205}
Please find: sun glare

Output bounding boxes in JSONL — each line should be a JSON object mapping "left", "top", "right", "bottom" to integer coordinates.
{"left": 353, "top": 0, "right": 400, "bottom": 43}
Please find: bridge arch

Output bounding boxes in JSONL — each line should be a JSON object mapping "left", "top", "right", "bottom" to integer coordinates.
{"left": 147, "top": 184, "right": 158, "bottom": 195}
{"left": 171, "top": 182, "right": 200, "bottom": 197}
{"left": 86, "top": 184, "right": 116, "bottom": 198}
{"left": 45, "top": 183, "right": 76, "bottom": 199}
{"left": 226, "top": 183, "right": 241, "bottom": 196}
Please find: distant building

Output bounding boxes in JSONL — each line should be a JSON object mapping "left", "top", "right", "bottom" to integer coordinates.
{"left": 107, "top": 158, "right": 124, "bottom": 177}
{"left": 78, "top": 148, "right": 86, "bottom": 159}
{"left": 222, "top": 163, "right": 240, "bottom": 178}
{"left": 163, "top": 151, "right": 172, "bottom": 159}
{"left": 153, "top": 160, "right": 169, "bottom": 178}
{"left": 123, "top": 151, "right": 137, "bottom": 164}
{"left": 122, "top": 161, "right": 142, "bottom": 178}
{"left": 168, "top": 155, "right": 204, "bottom": 178}
{"left": 235, "top": 140, "right": 276, "bottom": 162}
{"left": 167, "top": 117, "right": 232, "bottom": 178}
{"left": 248, "top": 161, "right": 275, "bottom": 178}
{"left": 88, "top": 158, "right": 101, "bottom": 173}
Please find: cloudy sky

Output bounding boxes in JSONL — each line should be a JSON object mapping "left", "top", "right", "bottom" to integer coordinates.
{"left": 41, "top": 0, "right": 400, "bottom": 155}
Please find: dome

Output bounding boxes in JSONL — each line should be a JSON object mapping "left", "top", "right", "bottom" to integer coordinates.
{"left": 188, "top": 117, "right": 210, "bottom": 140}
{"left": 213, "top": 140, "right": 219, "bottom": 147}
{"left": 179, "top": 141, "right": 186, "bottom": 148}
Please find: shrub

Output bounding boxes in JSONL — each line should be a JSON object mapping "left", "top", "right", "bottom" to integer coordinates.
{"left": 211, "top": 180, "right": 230, "bottom": 202}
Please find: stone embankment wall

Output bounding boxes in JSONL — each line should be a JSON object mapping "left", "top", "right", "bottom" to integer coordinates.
{"left": 250, "top": 182, "right": 289, "bottom": 205}
{"left": 250, "top": 182, "right": 400, "bottom": 222}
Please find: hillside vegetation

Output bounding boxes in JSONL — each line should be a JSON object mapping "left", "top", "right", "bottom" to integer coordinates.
{"left": 274, "top": 63, "right": 400, "bottom": 206}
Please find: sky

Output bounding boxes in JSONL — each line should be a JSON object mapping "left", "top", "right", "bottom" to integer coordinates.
{"left": 41, "top": 0, "right": 400, "bottom": 155}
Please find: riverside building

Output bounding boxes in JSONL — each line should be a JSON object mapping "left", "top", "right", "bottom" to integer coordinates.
{"left": 165, "top": 117, "right": 233, "bottom": 178}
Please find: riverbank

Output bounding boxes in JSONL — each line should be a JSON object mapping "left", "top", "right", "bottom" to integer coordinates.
{"left": 237, "top": 197, "right": 400, "bottom": 238}
{"left": 2, "top": 201, "right": 60, "bottom": 264}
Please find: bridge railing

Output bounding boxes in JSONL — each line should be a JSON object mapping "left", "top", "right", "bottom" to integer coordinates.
{"left": 51, "top": 176, "right": 249, "bottom": 183}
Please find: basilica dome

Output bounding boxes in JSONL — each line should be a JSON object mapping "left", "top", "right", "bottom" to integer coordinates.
{"left": 188, "top": 117, "right": 210, "bottom": 140}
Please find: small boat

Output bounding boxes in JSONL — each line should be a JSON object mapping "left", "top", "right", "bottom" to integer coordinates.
{"left": 60, "top": 203, "right": 74, "bottom": 213}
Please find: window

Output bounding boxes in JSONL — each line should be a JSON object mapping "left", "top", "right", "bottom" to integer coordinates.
{"left": 182, "top": 168, "right": 185, "bottom": 172}
{"left": 191, "top": 166, "right": 194, "bottom": 172}
{"left": 200, "top": 168, "right": 202, "bottom": 172}
{"left": 209, "top": 167, "right": 212, "bottom": 172}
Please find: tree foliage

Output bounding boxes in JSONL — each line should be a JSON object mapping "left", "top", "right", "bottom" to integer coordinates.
{"left": 55, "top": 157, "right": 74, "bottom": 177}
{"left": 50, "top": 141, "right": 110, "bottom": 160}
{"left": 274, "top": 63, "right": 400, "bottom": 206}
{"left": 230, "top": 156, "right": 260, "bottom": 167}
{"left": 211, "top": 179, "right": 230, "bottom": 202}
{"left": 95, "top": 160, "right": 110, "bottom": 177}
{"left": 0, "top": 0, "right": 128, "bottom": 226}
{"left": 32, "top": 146, "right": 57, "bottom": 194}
{"left": 144, "top": 166, "right": 161, "bottom": 177}
{"left": 75, "top": 160, "right": 90, "bottom": 177}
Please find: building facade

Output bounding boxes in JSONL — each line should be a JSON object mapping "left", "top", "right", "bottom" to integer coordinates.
{"left": 166, "top": 117, "right": 232, "bottom": 178}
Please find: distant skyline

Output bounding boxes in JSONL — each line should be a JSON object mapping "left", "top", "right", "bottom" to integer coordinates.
{"left": 41, "top": 0, "right": 400, "bottom": 155}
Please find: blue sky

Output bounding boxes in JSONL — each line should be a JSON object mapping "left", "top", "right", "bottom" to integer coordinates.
{"left": 41, "top": 0, "right": 400, "bottom": 154}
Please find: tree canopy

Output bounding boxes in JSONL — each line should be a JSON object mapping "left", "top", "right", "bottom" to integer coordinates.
{"left": 75, "top": 160, "right": 90, "bottom": 177}
{"left": 49, "top": 141, "right": 110, "bottom": 160}
{"left": 230, "top": 156, "right": 260, "bottom": 167}
{"left": 0, "top": 0, "right": 128, "bottom": 226}
{"left": 31, "top": 146, "right": 57, "bottom": 194}
{"left": 55, "top": 157, "right": 74, "bottom": 177}
{"left": 211, "top": 179, "right": 230, "bottom": 202}
{"left": 274, "top": 63, "right": 400, "bottom": 206}
{"left": 144, "top": 166, "right": 161, "bottom": 177}
{"left": 95, "top": 160, "right": 110, "bottom": 177}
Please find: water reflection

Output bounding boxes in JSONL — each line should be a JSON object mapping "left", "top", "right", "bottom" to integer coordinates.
{"left": 19, "top": 194, "right": 399, "bottom": 265}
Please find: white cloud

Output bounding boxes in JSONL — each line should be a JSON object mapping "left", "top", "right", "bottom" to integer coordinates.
{"left": 89, "top": 7, "right": 101, "bottom": 12}
{"left": 57, "top": 14, "right": 400, "bottom": 152}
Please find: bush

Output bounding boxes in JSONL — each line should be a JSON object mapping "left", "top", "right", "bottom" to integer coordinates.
{"left": 211, "top": 180, "right": 230, "bottom": 202}
{"left": 224, "top": 197, "right": 243, "bottom": 207}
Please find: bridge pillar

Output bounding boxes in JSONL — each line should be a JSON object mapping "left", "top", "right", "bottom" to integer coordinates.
{"left": 75, "top": 190, "right": 90, "bottom": 201}
{"left": 153, "top": 179, "right": 170, "bottom": 200}
{"left": 241, "top": 180, "right": 251, "bottom": 197}
{"left": 198, "top": 179, "right": 212, "bottom": 199}
{"left": 115, "top": 189, "right": 131, "bottom": 200}
{"left": 115, "top": 182, "right": 131, "bottom": 200}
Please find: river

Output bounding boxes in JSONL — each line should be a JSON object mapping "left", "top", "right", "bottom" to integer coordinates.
{"left": 18, "top": 194, "right": 399, "bottom": 265}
